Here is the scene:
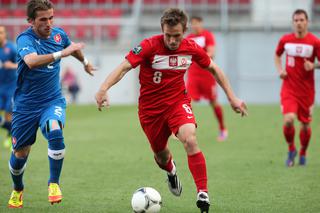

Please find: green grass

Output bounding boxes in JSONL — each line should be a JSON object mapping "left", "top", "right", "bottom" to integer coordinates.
{"left": 0, "top": 104, "right": 320, "bottom": 212}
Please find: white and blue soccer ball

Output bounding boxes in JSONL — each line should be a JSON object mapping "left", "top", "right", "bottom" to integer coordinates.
{"left": 131, "top": 187, "right": 162, "bottom": 213}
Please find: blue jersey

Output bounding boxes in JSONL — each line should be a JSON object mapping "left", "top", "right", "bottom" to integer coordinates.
{"left": 14, "top": 27, "right": 71, "bottom": 111}
{"left": 0, "top": 41, "right": 17, "bottom": 92}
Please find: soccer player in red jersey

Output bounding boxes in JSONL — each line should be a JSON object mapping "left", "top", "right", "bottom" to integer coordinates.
{"left": 274, "top": 9, "right": 320, "bottom": 167}
{"left": 96, "top": 8, "right": 247, "bottom": 212}
{"left": 186, "top": 16, "right": 227, "bottom": 142}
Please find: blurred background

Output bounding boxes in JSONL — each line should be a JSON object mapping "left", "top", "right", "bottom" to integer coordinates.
{"left": 0, "top": 0, "right": 319, "bottom": 105}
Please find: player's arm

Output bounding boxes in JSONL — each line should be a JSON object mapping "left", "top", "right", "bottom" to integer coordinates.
{"left": 3, "top": 61, "right": 17, "bottom": 69}
{"left": 71, "top": 49, "right": 96, "bottom": 76}
{"left": 274, "top": 54, "right": 287, "bottom": 79}
{"left": 95, "top": 59, "right": 132, "bottom": 111}
{"left": 206, "top": 45, "right": 215, "bottom": 59}
{"left": 206, "top": 61, "right": 247, "bottom": 116}
{"left": 23, "top": 42, "right": 84, "bottom": 69}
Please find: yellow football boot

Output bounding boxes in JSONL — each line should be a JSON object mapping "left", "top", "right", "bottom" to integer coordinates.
{"left": 8, "top": 190, "right": 23, "bottom": 208}
{"left": 48, "top": 183, "right": 62, "bottom": 205}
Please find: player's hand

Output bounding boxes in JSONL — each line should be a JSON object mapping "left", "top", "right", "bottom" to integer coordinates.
{"left": 95, "top": 89, "right": 109, "bottom": 111}
{"left": 62, "top": 42, "right": 85, "bottom": 57}
{"left": 304, "top": 58, "right": 314, "bottom": 71}
{"left": 230, "top": 98, "right": 248, "bottom": 117}
{"left": 84, "top": 62, "right": 97, "bottom": 76}
{"left": 279, "top": 70, "right": 288, "bottom": 79}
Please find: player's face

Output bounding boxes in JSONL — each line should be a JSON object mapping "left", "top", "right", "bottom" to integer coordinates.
{"left": 293, "top": 13, "right": 308, "bottom": 34}
{"left": 190, "top": 19, "right": 203, "bottom": 34}
{"left": 163, "top": 23, "right": 185, "bottom": 51}
{"left": 0, "top": 26, "right": 6, "bottom": 46}
{"left": 31, "top": 9, "right": 54, "bottom": 38}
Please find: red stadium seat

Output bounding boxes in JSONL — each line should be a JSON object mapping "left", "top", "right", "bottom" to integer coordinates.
{"left": 0, "top": 9, "right": 9, "bottom": 18}
{"left": 75, "top": 9, "right": 91, "bottom": 17}
{"left": 59, "top": 9, "right": 74, "bottom": 17}
{"left": 92, "top": 8, "right": 108, "bottom": 17}
{"left": 12, "top": 9, "right": 26, "bottom": 18}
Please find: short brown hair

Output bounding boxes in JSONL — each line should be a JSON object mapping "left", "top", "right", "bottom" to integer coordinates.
{"left": 292, "top": 9, "right": 308, "bottom": 20}
{"left": 27, "top": 0, "right": 53, "bottom": 21}
{"left": 161, "top": 8, "right": 188, "bottom": 31}
{"left": 190, "top": 16, "right": 203, "bottom": 22}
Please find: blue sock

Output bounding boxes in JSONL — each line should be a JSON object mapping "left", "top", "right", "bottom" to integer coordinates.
{"left": 9, "top": 152, "right": 27, "bottom": 191}
{"left": 47, "top": 130, "right": 65, "bottom": 184}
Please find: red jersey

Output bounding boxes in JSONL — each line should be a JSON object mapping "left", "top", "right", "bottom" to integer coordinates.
{"left": 126, "top": 34, "right": 211, "bottom": 115}
{"left": 276, "top": 32, "right": 320, "bottom": 101}
{"left": 186, "top": 29, "right": 215, "bottom": 79}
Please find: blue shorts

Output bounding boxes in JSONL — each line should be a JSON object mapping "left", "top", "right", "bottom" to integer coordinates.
{"left": 11, "top": 99, "right": 66, "bottom": 150}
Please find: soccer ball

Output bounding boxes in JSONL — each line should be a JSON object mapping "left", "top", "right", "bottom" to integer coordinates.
{"left": 131, "top": 187, "right": 162, "bottom": 213}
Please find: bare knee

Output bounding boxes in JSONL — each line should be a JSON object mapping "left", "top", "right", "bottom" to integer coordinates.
{"left": 284, "top": 114, "right": 295, "bottom": 127}
{"left": 13, "top": 146, "right": 31, "bottom": 158}
{"left": 177, "top": 124, "right": 200, "bottom": 155}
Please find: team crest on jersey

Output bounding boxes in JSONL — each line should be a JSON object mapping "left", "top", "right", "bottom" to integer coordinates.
{"left": 169, "top": 56, "right": 178, "bottom": 67}
{"left": 296, "top": 46, "right": 303, "bottom": 54}
{"left": 54, "top": 34, "right": 62, "bottom": 43}
{"left": 132, "top": 45, "right": 142, "bottom": 55}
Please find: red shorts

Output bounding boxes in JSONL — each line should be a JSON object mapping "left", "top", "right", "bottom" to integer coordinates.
{"left": 187, "top": 76, "right": 217, "bottom": 102}
{"left": 281, "top": 94, "right": 313, "bottom": 123}
{"left": 139, "top": 98, "right": 196, "bottom": 153}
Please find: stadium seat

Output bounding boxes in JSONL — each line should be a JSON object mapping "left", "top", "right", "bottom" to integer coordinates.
{"left": 92, "top": 8, "right": 108, "bottom": 17}
{"left": 0, "top": 9, "right": 9, "bottom": 18}
{"left": 12, "top": 9, "right": 26, "bottom": 18}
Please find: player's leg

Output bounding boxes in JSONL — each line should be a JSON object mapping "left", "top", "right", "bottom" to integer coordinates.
{"left": 154, "top": 147, "right": 182, "bottom": 196}
{"left": 169, "top": 100, "right": 209, "bottom": 212}
{"left": 139, "top": 114, "right": 182, "bottom": 196}
{"left": 205, "top": 81, "right": 227, "bottom": 142}
{"left": 209, "top": 100, "right": 227, "bottom": 142}
{"left": 283, "top": 113, "right": 297, "bottom": 167}
{"left": 177, "top": 123, "right": 210, "bottom": 212}
{"left": 299, "top": 122, "right": 311, "bottom": 165}
{"left": 297, "top": 103, "right": 313, "bottom": 166}
{"left": 40, "top": 102, "right": 66, "bottom": 204}
{"left": 8, "top": 112, "right": 38, "bottom": 208}
{"left": 281, "top": 96, "right": 298, "bottom": 167}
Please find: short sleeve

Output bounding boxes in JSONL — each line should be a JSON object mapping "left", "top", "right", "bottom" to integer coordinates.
{"left": 125, "top": 39, "right": 153, "bottom": 68}
{"left": 276, "top": 36, "right": 285, "bottom": 56}
{"left": 62, "top": 29, "right": 71, "bottom": 48}
{"left": 315, "top": 38, "right": 320, "bottom": 61}
{"left": 17, "top": 34, "right": 37, "bottom": 60}
{"left": 206, "top": 31, "right": 215, "bottom": 47}
{"left": 192, "top": 43, "right": 212, "bottom": 68}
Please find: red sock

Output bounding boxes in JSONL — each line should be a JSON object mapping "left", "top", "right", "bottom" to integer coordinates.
{"left": 188, "top": 151, "right": 208, "bottom": 192}
{"left": 213, "top": 105, "right": 225, "bottom": 131}
{"left": 299, "top": 127, "right": 311, "bottom": 156}
{"left": 283, "top": 125, "right": 295, "bottom": 152}
{"left": 155, "top": 155, "right": 174, "bottom": 174}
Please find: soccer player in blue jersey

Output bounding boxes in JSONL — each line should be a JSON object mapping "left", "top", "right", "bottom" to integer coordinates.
{"left": 0, "top": 26, "right": 17, "bottom": 149}
{"left": 7, "top": 0, "right": 95, "bottom": 208}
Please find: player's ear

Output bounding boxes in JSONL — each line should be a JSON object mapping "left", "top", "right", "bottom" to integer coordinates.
{"left": 27, "top": 18, "right": 34, "bottom": 24}
{"left": 183, "top": 26, "right": 188, "bottom": 34}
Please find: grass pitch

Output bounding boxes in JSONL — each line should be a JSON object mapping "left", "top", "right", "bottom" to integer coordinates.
{"left": 0, "top": 104, "right": 319, "bottom": 212}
